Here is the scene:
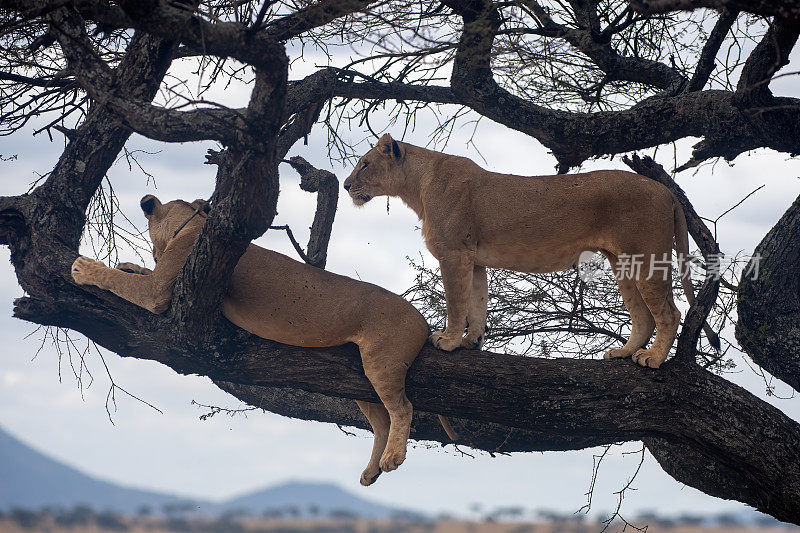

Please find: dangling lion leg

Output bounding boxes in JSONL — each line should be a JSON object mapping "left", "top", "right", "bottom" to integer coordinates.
{"left": 360, "top": 352, "right": 414, "bottom": 473}
{"left": 355, "top": 400, "right": 390, "bottom": 486}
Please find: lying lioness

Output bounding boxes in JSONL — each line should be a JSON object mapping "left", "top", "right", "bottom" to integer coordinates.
{"left": 71, "top": 195, "right": 453, "bottom": 485}
{"left": 344, "top": 135, "right": 717, "bottom": 368}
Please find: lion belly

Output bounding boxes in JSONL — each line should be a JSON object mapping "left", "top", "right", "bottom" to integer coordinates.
{"left": 475, "top": 241, "right": 587, "bottom": 273}
{"left": 220, "top": 243, "right": 421, "bottom": 349}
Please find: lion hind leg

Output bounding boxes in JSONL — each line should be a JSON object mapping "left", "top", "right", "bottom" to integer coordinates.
{"left": 605, "top": 257, "right": 656, "bottom": 360}
{"left": 462, "top": 265, "right": 487, "bottom": 349}
{"left": 632, "top": 275, "right": 681, "bottom": 369}
{"left": 355, "top": 400, "right": 390, "bottom": 486}
{"left": 360, "top": 353, "right": 414, "bottom": 474}
{"left": 603, "top": 254, "right": 654, "bottom": 360}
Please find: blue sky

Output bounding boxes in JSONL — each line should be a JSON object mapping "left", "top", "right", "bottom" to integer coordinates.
{"left": 0, "top": 48, "right": 799, "bottom": 520}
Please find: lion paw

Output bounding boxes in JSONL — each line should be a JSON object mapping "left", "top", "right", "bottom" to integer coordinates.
{"left": 379, "top": 447, "right": 406, "bottom": 472}
{"left": 116, "top": 262, "right": 149, "bottom": 275}
{"left": 360, "top": 467, "right": 382, "bottom": 486}
{"left": 461, "top": 333, "right": 484, "bottom": 350}
{"left": 71, "top": 256, "right": 107, "bottom": 286}
{"left": 632, "top": 348, "right": 667, "bottom": 369}
{"left": 430, "top": 330, "right": 462, "bottom": 351}
{"left": 604, "top": 347, "right": 633, "bottom": 359}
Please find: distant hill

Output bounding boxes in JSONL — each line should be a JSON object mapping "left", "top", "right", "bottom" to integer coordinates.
{"left": 0, "top": 425, "right": 415, "bottom": 519}
{"left": 219, "top": 480, "right": 418, "bottom": 519}
{"left": 0, "top": 425, "right": 195, "bottom": 514}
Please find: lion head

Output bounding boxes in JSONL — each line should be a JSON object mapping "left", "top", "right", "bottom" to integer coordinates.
{"left": 343, "top": 133, "right": 404, "bottom": 205}
{"left": 139, "top": 195, "right": 210, "bottom": 262}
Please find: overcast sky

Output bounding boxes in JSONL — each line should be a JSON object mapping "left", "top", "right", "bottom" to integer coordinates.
{"left": 0, "top": 41, "right": 799, "bottom": 521}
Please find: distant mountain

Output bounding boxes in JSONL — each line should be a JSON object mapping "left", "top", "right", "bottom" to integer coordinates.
{"left": 219, "top": 480, "right": 419, "bottom": 519}
{"left": 0, "top": 425, "right": 192, "bottom": 514}
{"left": 0, "top": 425, "right": 416, "bottom": 519}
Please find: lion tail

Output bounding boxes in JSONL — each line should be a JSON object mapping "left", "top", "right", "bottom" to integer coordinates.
{"left": 673, "top": 198, "right": 721, "bottom": 351}
{"left": 437, "top": 414, "right": 459, "bottom": 441}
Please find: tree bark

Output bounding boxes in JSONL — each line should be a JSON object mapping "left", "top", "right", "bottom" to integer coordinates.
{"left": 737, "top": 195, "right": 800, "bottom": 393}
{"left": 629, "top": 0, "right": 800, "bottom": 20}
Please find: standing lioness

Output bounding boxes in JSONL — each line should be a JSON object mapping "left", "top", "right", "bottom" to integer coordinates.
{"left": 71, "top": 195, "right": 448, "bottom": 486}
{"left": 344, "top": 134, "right": 717, "bottom": 369}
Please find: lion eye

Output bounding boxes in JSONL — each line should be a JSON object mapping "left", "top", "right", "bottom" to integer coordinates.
{"left": 362, "top": 161, "right": 369, "bottom": 169}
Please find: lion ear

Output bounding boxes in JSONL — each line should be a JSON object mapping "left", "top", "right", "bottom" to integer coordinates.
{"left": 140, "top": 195, "right": 160, "bottom": 215}
{"left": 377, "top": 134, "right": 402, "bottom": 160}
{"left": 191, "top": 199, "right": 211, "bottom": 214}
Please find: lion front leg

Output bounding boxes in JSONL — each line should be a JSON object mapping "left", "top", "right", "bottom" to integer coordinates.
{"left": 72, "top": 257, "right": 119, "bottom": 289}
{"left": 355, "top": 400, "right": 390, "bottom": 486}
{"left": 71, "top": 256, "right": 172, "bottom": 314}
{"left": 116, "top": 262, "right": 152, "bottom": 275}
{"left": 430, "top": 250, "right": 474, "bottom": 351}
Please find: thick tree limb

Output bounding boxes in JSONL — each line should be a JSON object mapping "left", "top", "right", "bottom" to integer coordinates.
{"left": 629, "top": 0, "right": 800, "bottom": 20}
{"left": 329, "top": 74, "right": 800, "bottom": 171}
{"left": 266, "top": 0, "right": 374, "bottom": 41}
{"left": 32, "top": 26, "right": 178, "bottom": 248}
{"left": 280, "top": 156, "right": 339, "bottom": 269}
{"left": 687, "top": 9, "right": 739, "bottom": 92}
{"left": 216, "top": 381, "right": 796, "bottom": 518}
{"left": 519, "top": 0, "right": 686, "bottom": 90}
{"left": 107, "top": 100, "right": 243, "bottom": 145}
{"left": 736, "top": 194, "right": 800, "bottom": 393}
{"left": 736, "top": 16, "right": 800, "bottom": 104}
{"left": 6, "top": 277, "right": 800, "bottom": 524}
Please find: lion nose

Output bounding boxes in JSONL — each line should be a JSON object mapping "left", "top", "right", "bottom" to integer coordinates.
{"left": 343, "top": 183, "right": 351, "bottom": 191}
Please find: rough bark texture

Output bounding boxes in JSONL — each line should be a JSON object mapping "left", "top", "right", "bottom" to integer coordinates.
{"left": 737, "top": 195, "right": 800, "bottom": 393}
{"left": 630, "top": 0, "right": 800, "bottom": 19}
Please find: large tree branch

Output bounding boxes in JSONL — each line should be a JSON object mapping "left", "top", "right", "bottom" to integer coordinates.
{"left": 30, "top": 21, "right": 177, "bottom": 248}
{"left": 7, "top": 272, "right": 800, "bottom": 524}
{"left": 169, "top": 69, "right": 287, "bottom": 338}
{"left": 736, "top": 16, "right": 800, "bottom": 105}
{"left": 736, "top": 194, "right": 800, "bottom": 393}
{"left": 332, "top": 76, "right": 800, "bottom": 172}
{"left": 265, "top": 0, "right": 374, "bottom": 41}
{"left": 519, "top": 0, "right": 686, "bottom": 90}
{"left": 629, "top": 0, "right": 800, "bottom": 20}
{"left": 687, "top": 9, "right": 739, "bottom": 92}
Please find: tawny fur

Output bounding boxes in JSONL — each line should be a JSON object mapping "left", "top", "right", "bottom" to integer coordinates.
{"left": 71, "top": 195, "right": 444, "bottom": 486}
{"left": 344, "top": 134, "right": 708, "bottom": 368}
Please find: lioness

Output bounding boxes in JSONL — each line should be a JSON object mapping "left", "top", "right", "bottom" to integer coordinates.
{"left": 71, "top": 195, "right": 453, "bottom": 486}
{"left": 344, "top": 134, "right": 718, "bottom": 369}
